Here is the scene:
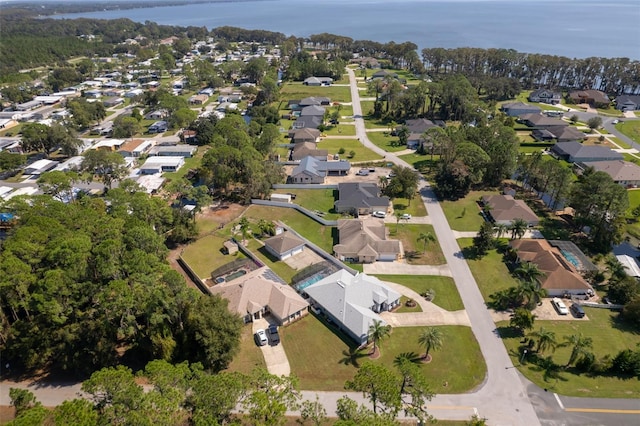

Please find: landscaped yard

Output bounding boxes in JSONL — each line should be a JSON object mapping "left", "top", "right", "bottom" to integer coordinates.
{"left": 374, "top": 274, "right": 464, "bottom": 311}
{"left": 181, "top": 233, "right": 245, "bottom": 278}
{"left": 323, "top": 124, "right": 357, "bottom": 136}
{"left": 244, "top": 205, "right": 335, "bottom": 253}
{"left": 318, "top": 138, "right": 384, "bottom": 161}
{"left": 393, "top": 196, "right": 428, "bottom": 217}
{"left": 246, "top": 239, "right": 297, "bottom": 284}
{"left": 278, "top": 188, "right": 342, "bottom": 220}
{"left": 617, "top": 120, "right": 640, "bottom": 144}
{"left": 398, "top": 152, "right": 438, "bottom": 176}
{"left": 440, "top": 190, "right": 498, "bottom": 232}
{"left": 366, "top": 131, "right": 407, "bottom": 152}
{"left": 458, "top": 238, "right": 518, "bottom": 302}
{"left": 499, "top": 307, "right": 640, "bottom": 398}
{"left": 388, "top": 224, "right": 446, "bottom": 265}
{"left": 225, "top": 325, "right": 266, "bottom": 375}
{"left": 279, "top": 83, "right": 352, "bottom": 103}
{"left": 283, "top": 314, "right": 486, "bottom": 394}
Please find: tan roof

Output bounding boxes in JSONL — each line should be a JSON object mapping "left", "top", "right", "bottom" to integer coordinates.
{"left": 582, "top": 160, "right": 640, "bottom": 183}
{"left": 264, "top": 231, "right": 305, "bottom": 255}
{"left": 210, "top": 268, "right": 309, "bottom": 320}
{"left": 482, "top": 194, "right": 539, "bottom": 225}
{"left": 509, "top": 239, "right": 592, "bottom": 291}
{"left": 118, "top": 139, "right": 147, "bottom": 152}
{"left": 333, "top": 218, "right": 401, "bottom": 259}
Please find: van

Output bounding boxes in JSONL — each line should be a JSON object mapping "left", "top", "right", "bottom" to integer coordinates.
{"left": 570, "top": 303, "right": 585, "bottom": 318}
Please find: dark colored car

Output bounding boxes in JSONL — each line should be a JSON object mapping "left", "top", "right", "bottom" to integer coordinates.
{"left": 268, "top": 324, "right": 280, "bottom": 345}
{"left": 570, "top": 303, "right": 585, "bottom": 318}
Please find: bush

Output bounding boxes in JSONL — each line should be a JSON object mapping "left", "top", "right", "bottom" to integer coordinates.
{"left": 611, "top": 349, "right": 640, "bottom": 378}
{"left": 338, "top": 147, "right": 345, "bottom": 155}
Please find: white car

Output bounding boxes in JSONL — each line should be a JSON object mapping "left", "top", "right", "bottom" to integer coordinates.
{"left": 552, "top": 298, "right": 569, "bottom": 315}
{"left": 372, "top": 211, "right": 386, "bottom": 218}
{"left": 401, "top": 213, "right": 412, "bottom": 220}
{"left": 612, "top": 119, "right": 620, "bottom": 124}
{"left": 357, "top": 169, "right": 369, "bottom": 176}
{"left": 254, "top": 329, "right": 268, "bottom": 346}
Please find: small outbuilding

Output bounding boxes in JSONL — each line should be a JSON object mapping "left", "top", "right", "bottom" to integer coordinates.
{"left": 264, "top": 231, "right": 305, "bottom": 260}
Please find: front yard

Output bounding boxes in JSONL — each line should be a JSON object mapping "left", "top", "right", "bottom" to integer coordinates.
{"left": 388, "top": 224, "right": 446, "bottom": 265}
{"left": 499, "top": 307, "right": 640, "bottom": 399}
{"left": 318, "top": 138, "right": 384, "bottom": 161}
{"left": 366, "top": 131, "right": 407, "bottom": 152}
{"left": 279, "top": 83, "right": 352, "bottom": 103}
{"left": 283, "top": 314, "right": 485, "bottom": 394}
{"left": 225, "top": 325, "right": 266, "bottom": 375}
{"left": 617, "top": 120, "right": 640, "bottom": 144}
{"left": 374, "top": 274, "right": 464, "bottom": 311}
{"left": 440, "top": 190, "right": 499, "bottom": 232}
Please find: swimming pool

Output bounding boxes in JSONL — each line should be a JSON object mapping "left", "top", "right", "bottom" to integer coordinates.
{"left": 295, "top": 273, "right": 325, "bottom": 292}
{"left": 561, "top": 250, "right": 580, "bottom": 268}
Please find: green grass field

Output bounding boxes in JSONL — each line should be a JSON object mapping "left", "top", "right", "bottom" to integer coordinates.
{"left": 617, "top": 120, "right": 640, "bottom": 144}
{"left": 392, "top": 196, "right": 428, "bottom": 217}
{"left": 283, "top": 313, "right": 485, "bottom": 394}
{"left": 440, "top": 190, "right": 498, "bottom": 231}
{"left": 323, "top": 124, "right": 357, "bottom": 136}
{"left": 225, "top": 325, "right": 266, "bottom": 375}
{"left": 499, "top": 307, "right": 640, "bottom": 398}
{"left": 275, "top": 188, "right": 342, "bottom": 220}
{"left": 388, "top": 224, "right": 446, "bottom": 265}
{"left": 458, "top": 238, "right": 518, "bottom": 301}
{"left": 374, "top": 275, "right": 464, "bottom": 311}
{"left": 181, "top": 233, "right": 246, "bottom": 278}
{"left": 279, "top": 83, "right": 352, "bottom": 103}
{"left": 398, "top": 152, "right": 439, "bottom": 176}
{"left": 366, "top": 131, "right": 408, "bottom": 152}
{"left": 318, "top": 138, "right": 384, "bottom": 161}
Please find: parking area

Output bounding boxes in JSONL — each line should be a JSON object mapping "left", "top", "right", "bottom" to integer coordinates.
{"left": 283, "top": 247, "right": 325, "bottom": 271}
{"left": 490, "top": 298, "right": 590, "bottom": 322}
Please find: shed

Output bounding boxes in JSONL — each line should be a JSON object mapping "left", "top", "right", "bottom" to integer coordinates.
{"left": 223, "top": 240, "right": 239, "bottom": 255}
{"left": 270, "top": 193, "right": 292, "bottom": 203}
{"left": 264, "top": 231, "right": 305, "bottom": 260}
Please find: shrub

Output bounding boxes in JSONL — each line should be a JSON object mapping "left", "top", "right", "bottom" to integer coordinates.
{"left": 611, "top": 349, "right": 640, "bottom": 378}
{"left": 338, "top": 147, "right": 345, "bottom": 155}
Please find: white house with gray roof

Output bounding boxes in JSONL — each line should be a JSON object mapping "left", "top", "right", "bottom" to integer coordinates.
{"left": 303, "top": 270, "right": 400, "bottom": 345}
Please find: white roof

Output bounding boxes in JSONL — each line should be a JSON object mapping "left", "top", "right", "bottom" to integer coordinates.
{"left": 0, "top": 186, "right": 14, "bottom": 198}
{"left": 136, "top": 175, "right": 165, "bottom": 193}
{"left": 616, "top": 255, "right": 640, "bottom": 278}
{"left": 25, "top": 159, "right": 58, "bottom": 174}
{"left": 53, "top": 156, "right": 84, "bottom": 171}
{"left": 92, "top": 139, "right": 125, "bottom": 150}
{"left": 142, "top": 156, "right": 184, "bottom": 167}
{"left": 4, "top": 186, "right": 38, "bottom": 200}
{"left": 34, "top": 96, "right": 63, "bottom": 104}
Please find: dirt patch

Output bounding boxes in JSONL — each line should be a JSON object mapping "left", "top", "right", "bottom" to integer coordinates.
{"left": 0, "top": 406, "right": 15, "bottom": 423}
{"left": 196, "top": 203, "right": 248, "bottom": 233}
{"left": 167, "top": 245, "right": 199, "bottom": 290}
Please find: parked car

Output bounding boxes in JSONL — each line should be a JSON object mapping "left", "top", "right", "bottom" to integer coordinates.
{"left": 401, "top": 213, "right": 412, "bottom": 220}
{"left": 570, "top": 303, "right": 585, "bottom": 318}
{"left": 357, "top": 169, "right": 369, "bottom": 176}
{"left": 372, "top": 211, "right": 386, "bottom": 218}
{"left": 254, "top": 329, "right": 268, "bottom": 346}
{"left": 268, "top": 324, "right": 280, "bottom": 345}
{"left": 552, "top": 297, "right": 569, "bottom": 315}
{"left": 612, "top": 119, "right": 620, "bottom": 124}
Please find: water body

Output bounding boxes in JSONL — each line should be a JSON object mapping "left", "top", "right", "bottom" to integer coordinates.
{"left": 55, "top": 0, "right": 640, "bottom": 59}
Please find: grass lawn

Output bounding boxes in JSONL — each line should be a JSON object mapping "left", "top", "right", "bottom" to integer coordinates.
{"left": 609, "top": 137, "right": 631, "bottom": 149}
{"left": 396, "top": 295, "right": 422, "bottom": 313}
{"left": 625, "top": 189, "right": 640, "bottom": 239}
{"left": 458, "top": 238, "right": 518, "bottom": 301}
{"left": 0, "top": 123, "right": 23, "bottom": 137}
{"left": 284, "top": 314, "right": 485, "bottom": 394}
{"left": 392, "top": 196, "right": 428, "bottom": 217}
{"left": 499, "top": 307, "right": 640, "bottom": 398}
{"left": 398, "top": 152, "right": 438, "bottom": 177}
{"left": 519, "top": 146, "right": 547, "bottom": 154}
{"left": 244, "top": 205, "right": 335, "bottom": 253}
{"left": 617, "top": 120, "right": 640, "bottom": 144}
{"left": 388, "top": 224, "right": 446, "bottom": 265}
{"left": 318, "top": 138, "right": 384, "bottom": 161}
{"left": 225, "top": 325, "right": 266, "bottom": 375}
{"left": 246, "top": 238, "right": 297, "bottom": 284}
{"left": 374, "top": 275, "right": 464, "bottom": 311}
{"left": 278, "top": 188, "right": 342, "bottom": 220}
{"left": 323, "top": 124, "right": 357, "bottom": 136}
{"left": 163, "top": 147, "right": 207, "bottom": 181}
{"left": 181, "top": 233, "right": 245, "bottom": 278}
{"left": 366, "top": 131, "right": 407, "bottom": 152}
{"left": 279, "top": 83, "right": 352, "bottom": 103}
{"left": 440, "top": 190, "right": 498, "bottom": 232}
{"left": 376, "top": 326, "right": 485, "bottom": 394}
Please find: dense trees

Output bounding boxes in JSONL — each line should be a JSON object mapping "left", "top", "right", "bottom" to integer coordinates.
{"left": 0, "top": 193, "right": 242, "bottom": 375}
{"left": 20, "top": 122, "right": 83, "bottom": 157}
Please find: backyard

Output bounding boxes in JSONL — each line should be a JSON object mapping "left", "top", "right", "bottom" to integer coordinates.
{"left": 180, "top": 233, "right": 244, "bottom": 279}
{"left": 499, "top": 307, "right": 640, "bottom": 399}
{"left": 374, "top": 274, "right": 464, "bottom": 311}
{"left": 440, "top": 190, "right": 499, "bottom": 232}
{"left": 275, "top": 188, "right": 339, "bottom": 219}
{"left": 283, "top": 314, "right": 485, "bottom": 394}
{"left": 245, "top": 239, "right": 297, "bottom": 284}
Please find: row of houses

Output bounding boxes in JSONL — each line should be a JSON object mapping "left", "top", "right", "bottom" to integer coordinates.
{"left": 524, "top": 88, "right": 640, "bottom": 111}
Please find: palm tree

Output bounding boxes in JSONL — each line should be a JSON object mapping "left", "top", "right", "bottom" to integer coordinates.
{"left": 417, "top": 232, "right": 436, "bottom": 254}
{"left": 493, "top": 223, "right": 509, "bottom": 239}
{"left": 395, "top": 211, "right": 403, "bottom": 232}
{"left": 515, "top": 280, "right": 547, "bottom": 310}
{"left": 238, "top": 217, "right": 251, "bottom": 244}
{"left": 562, "top": 333, "right": 593, "bottom": 368}
{"left": 368, "top": 319, "right": 391, "bottom": 355}
{"left": 393, "top": 352, "right": 421, "bottom": 395}
{"left": 510, "top": 218, "right": 528, "bottom": 240}
{"left": 528, "top": 327, "right": 558, "bottom": 355}
{"left": 605, "top": 256, "right": 626, "bottom": 283}
{"left": 417, "top": 327, "right": 443, "bottom": 360}
{"left": 514, "top": 262, "right": 544, "bottom": 286}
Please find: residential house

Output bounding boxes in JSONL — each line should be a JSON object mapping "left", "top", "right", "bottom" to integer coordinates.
{"left": 532, "top": 125, "right": 585, "bottom": 142}
{"left": 550, "top": 141, "right": 623, "bottom": 163}
{"left": 199, "top": 88, "right": 215, "bottom": 96}
{"left": 519, "top": 113, "right": 567, "bottom": 128}
{"left": 53, "top": 156, "right": 84, "bottom": 172}
{"left": 509, "top": 239, "right": 593, "bottom": 296}
{"left": 148, "top": 121, "right": 168, "bottom": 134}
{"left": 303, "top": 270, "right": 400, "bottom": 345}
{"left": 124, "top": 89, "right": 144, "bottom": 98}
{"left": 264, "top": 231, "right": 306, "bottom": 260}
{"left": 292, "top": 115, "right": 323, "bottom": 130}
{"left": 189, "top": 94, "right": 209, "bottom": 105}
{"left": 481, "top": 194, "right": 540, "bottom": 226}
{"left": 579, "top": 160, "right": 640, "bottom": 187}
{"left": 139, "top": 156, "right": 185, "bottom": 174}
{"left": 334, "top": 183, "right": 390, "bottom": 215}
{"left": 528, "top": 89, "right": 562, "bottom": 104}
{"left": 291, "top": 142, "right": 328, "bottom": 161}
{"left": 616, "top": 255, "right": 640, "bottom": 278}
{"left": 300, "top": 105, "right": 326, "bottom": 117}
{"left": 145, "top": 110, "right": 169, "bottom": 120}
{"left": 24, "top": 159, "right": 58, "bottom": 175}
{"left": 103, "top": 97, "right": 124, "bottom": 108}
{"left": 351, "top": 57, "right": 381, "bottom": 68}
{"left": 333, "top": 218, "right": 402, "bottom": 263}
{"left": 216, "top": 102, "right": 238, "bottom": 112}
{"left": 289, "top": 128, "right": 321, "bottom": 144}
{"left": 299, "top": 97, "right": 331, "bottom": 107}
{"left": 290, "top": 156, "right": 350, "bottom": 184}
{"left": 614, "top": 94, "right": 640, "bottom": 111}
{"left": 117, "top": 139, "right": 154, "bottom": 158}
{"left": 568, "top": 90, "right": 610, "bottom": 108}
{"left": 92, "top": 139, "right": 125, "bottom": 151}
{"left": 404, "top": 118, "right": 439, "bottom": 134}
{"left": 149, "top": 144, "right": 197, "bottom": 158}
{"left": 371, "top": 69, "right": 398, "bottom": 80}
{"left": 15, "top": 100, "right": 43, "bottom": 111}
{"left": 501, "top": 102, "right": 542, "bottom": 117}
{"left": 0, "top": 119, "right": 18, "bottom": 131}
{"left": 181, "top": 129, "right": 198, "bottom": 144}
{"left": 209, "top": 267, "right": 309, "bottom": 325}
{"left": 303, "top": 76, "right": 333, "bottom": 86}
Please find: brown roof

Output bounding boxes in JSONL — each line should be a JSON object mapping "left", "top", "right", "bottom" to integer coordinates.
{"left": 482, "top": 194, "right": 539, "bottom": 225}
{"left": 264, "top": 231, "right": 305, "bottom": 255}
{"left": 118, "top": 138, "right": 147, "bottom": 152}
{"left": 509, "top": 239, "right": 592, "bottom": 291}
{"left": 581, "top": 160, "right": 640, "bottom": 183}
{"left": 333, "top": 218, "right": 401, "bottom": 259}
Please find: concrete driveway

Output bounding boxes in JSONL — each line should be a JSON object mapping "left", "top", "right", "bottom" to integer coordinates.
{"left": 363, "top": 261, "right": 452, "bottom": 277}
{"left": 252, "top": 318, "right": 290, "bottom": 376}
